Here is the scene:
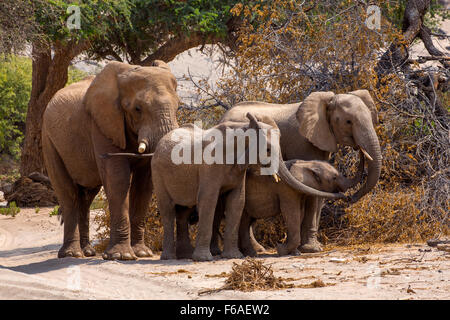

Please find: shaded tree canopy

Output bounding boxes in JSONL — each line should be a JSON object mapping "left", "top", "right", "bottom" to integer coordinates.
{"left": 0, "top": 0, "right": 245, "bottom": 176}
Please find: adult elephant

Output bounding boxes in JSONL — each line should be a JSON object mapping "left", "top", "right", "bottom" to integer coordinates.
{"left": 42, "top": 60, "right": 179, "bottom": 260}
{"left": 220, "top": 90, "right": 381, "bottom": 252}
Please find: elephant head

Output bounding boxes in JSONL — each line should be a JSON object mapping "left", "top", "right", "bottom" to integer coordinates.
{"left": 84, "top": 60, "right": 179, "bottom": 154}
{"left": 246, "top": 113, "right": 346, "bottom": 200}
{"left": 288, "top": 160, "right": 356, "bottom": 194}
{"left": 296, "top": 90, "right": 381, "bottom": 203}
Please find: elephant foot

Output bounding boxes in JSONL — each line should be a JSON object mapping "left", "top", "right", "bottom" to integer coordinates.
{"left": 192, "top": 248, "right": 213, "bottom": 261}
{"left": 81, "top": 242, "right": 97, "bottom": 257}
{"left": 176, "top": 244, "right": 194, "bottom": 259}
{"left": 132, "top": 243, "right": 153, "bottom": 258}
{"left": 241, "top": 247, "right": 257, "bottom": 257}
{"left": 102, "top": 242, "right": 137, "bottom": 260}
{"left": 299, "top": 238, "right": 323, "bottom": 253}
{"left": 221, "top": 248, "right": 244, "bottom": 259}
{"left": 58, "top": 242, "right": 83, "bottom": 258}
{"left": 277, "top": 243, "right": 300, "bottom": 256}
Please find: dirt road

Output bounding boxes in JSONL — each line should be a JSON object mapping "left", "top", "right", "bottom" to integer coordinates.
{"left": 0, "top": 208, "right": 448, "bottom": 300}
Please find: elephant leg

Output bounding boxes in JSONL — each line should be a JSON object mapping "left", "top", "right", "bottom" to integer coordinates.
{"left": 157, "top": 187, "right": 177, "bottom": 260}
{"left": 210, "top": 196, "right": 225, "bottom": 256}
{"left": 222, "top": 179, "right": 245, "bottom": 259}
{"left": 277, "top": 197, "right": 302, "bottom": 256}
{"left": 42, "top": 136, "right": 83, "bottom": 258}
{"left": 100, "top": 159, "right": 135, "bottom": 260}
{"left": 239, "top": 212, "right": 256, "bottom": 257}
{"left": 249, "top": 223, "right": 266, "bottom": 254}
{"left": 176, "top": 206, "right": 194, "bottom": 259}
{"left": 79, "top": 186, "right": 101, "bottom": 257}
{"left": 192, "top": 187, "right": 220, "bottom": 262}
{"left": 300, "top": 196, "right": 323, "bottom": 253}
{"left": 129, "top": 163, "right": 153, "bottom": 258}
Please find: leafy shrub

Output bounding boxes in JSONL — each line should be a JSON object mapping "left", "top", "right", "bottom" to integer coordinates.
{"left": 0, "top": 55, "right": 31, "bottom": 158}
{"left": 0, "top": 201, "right": 20, "bottom": 217}
{"left": 0, "top": 55, "right": 88, "bottom": 159}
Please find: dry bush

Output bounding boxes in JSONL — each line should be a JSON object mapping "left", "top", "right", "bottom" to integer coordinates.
{"left": 252, "top": 215, "right": 287, "bottom": 249}
{"left": 210, "top": 0, "right": 449, "bottom": 246}
{"left": 221, "top": 258, "right": 293, "bottom": 292}
{"left": 320, "top": 184, "right": 449, "bottom": 245}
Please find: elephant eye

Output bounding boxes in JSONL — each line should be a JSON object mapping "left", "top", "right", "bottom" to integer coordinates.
{"left": 346, "top": 120, "right": 352, "bottom": 124}
{"left": 135, "top": 105, "right": 142, "bottom": 113}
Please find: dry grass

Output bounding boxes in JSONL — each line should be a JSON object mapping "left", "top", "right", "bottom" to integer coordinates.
{"left": 199, "top": 258, "right": 293, "bottom": 295}
{"left": 222, "top": 258, "right": 293, "bottom": 292}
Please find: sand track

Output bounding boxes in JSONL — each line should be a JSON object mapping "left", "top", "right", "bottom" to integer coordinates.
{"left": 0, "top": 208, "right": 448, "bottom": 300}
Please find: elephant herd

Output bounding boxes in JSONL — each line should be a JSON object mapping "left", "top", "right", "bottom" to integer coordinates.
{"left": 42, "top": 61, "right": 381, "bottom": 262}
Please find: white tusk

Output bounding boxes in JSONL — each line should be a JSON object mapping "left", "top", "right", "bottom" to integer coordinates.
{"left": 138, "top": 142, "right": 147, "bottom": 154}
{"left": 273, "top": 173, "right": 280, "bottom": 183}
{"left": 360, "top": 148, "right": 373, "bottom": 161}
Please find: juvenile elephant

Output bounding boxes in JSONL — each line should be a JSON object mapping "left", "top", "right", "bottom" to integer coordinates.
{"left": 42, "top": 61, "right": 179, "bottom": 260}
{"left": 220, "top": 90, "right": 381, "bottom": 252}
{"left": 240, "top": 158, "right": 363, "bottom": 257}
{"left": 151, "top": 113, "right": 344, "bottom": 261}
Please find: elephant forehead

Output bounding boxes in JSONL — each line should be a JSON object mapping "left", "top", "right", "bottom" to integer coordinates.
{"left": 120, "top": 69, "right": 176, "bottom": 91}
{"left": 335, "top": 94, "right": 366, "bottom": 109}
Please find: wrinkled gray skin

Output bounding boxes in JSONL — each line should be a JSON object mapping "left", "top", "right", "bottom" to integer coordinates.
{"left": 220, "top": 90, "right": 381, "bottom": 253}
{"left": 42, "top": 60, "right": 179, "bottom": 260}
{"left": 152, "top": 113, "right": 345, "bottom": 261}
{"left": 240, "top": 160, "right": 358, "bottom": 257}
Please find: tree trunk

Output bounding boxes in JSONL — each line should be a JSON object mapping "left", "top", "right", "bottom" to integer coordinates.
{"left": 376, "top": 0, "right": 449, "bottom": 75}
{"left": 20, "top": 40, "right": 89, "bottom": 176}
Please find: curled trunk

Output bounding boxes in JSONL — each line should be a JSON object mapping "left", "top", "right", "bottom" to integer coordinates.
{"left": 277, "top": 152, "right": 346, "bottom": 199}
{"left": 351, "top": 128, "right": 382, "bottom": 203}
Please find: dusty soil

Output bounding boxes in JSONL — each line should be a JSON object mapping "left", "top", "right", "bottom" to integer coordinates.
{"left": 0, "top": 208, "right": 448, "bottom": 300}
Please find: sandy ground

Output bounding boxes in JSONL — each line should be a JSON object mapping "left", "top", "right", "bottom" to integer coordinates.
{"left": 0, "top": 207, "right": 448, "bottom": 300}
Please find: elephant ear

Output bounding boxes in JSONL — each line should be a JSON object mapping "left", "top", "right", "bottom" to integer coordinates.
{"left": 296, "top": 91, "right": 337, "bottom": 153}
{"left": 349, "top": 89, "right": 379, "bottom": 126}
{"left": 84, "top": 61, "right": 134, "bottom": 150}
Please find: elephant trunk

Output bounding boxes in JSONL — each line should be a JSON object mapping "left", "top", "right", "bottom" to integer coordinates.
{"left": 138, "top": 116, "right": 178, "bottom": 153}
{"left": 350, "top": 126, "right": 382, "bottom": 203}
{"left": 276, "top": 152, "right": 346, "bottom": 199}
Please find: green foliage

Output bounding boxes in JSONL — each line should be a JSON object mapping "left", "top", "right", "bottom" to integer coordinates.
{"left": 32, "top": 0, "right": 133, "bottom": 42}
{"left": 0, "top": 201, "right": 20, "bottom": 217}
{"left": 0, "top": 56, "right": 31, "bottom": 158}
{"left": 88, "top": 0, "right": 244, "bottom": 62}
{"left": 49, "top": 205, "right": 59, "bottom": 217}
{"left": 0, "top": 55, "right": 88, "bottom": 158}
{"left": 67, "top": 65, "right": 88, "bottom": 85}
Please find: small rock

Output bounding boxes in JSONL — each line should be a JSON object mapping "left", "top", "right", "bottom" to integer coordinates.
{"left": 329, "top": 258, "right": 347, "bottom": 263}
{"left": 0, "top": 191, "right": 4, "bottom": 202}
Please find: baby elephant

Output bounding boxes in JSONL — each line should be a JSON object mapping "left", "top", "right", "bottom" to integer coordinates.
{"left": 240, "top": 160, "right": 353, "bottom": 257}
{"left": 152, "top": 113, "right": 280, "bottom": 261}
